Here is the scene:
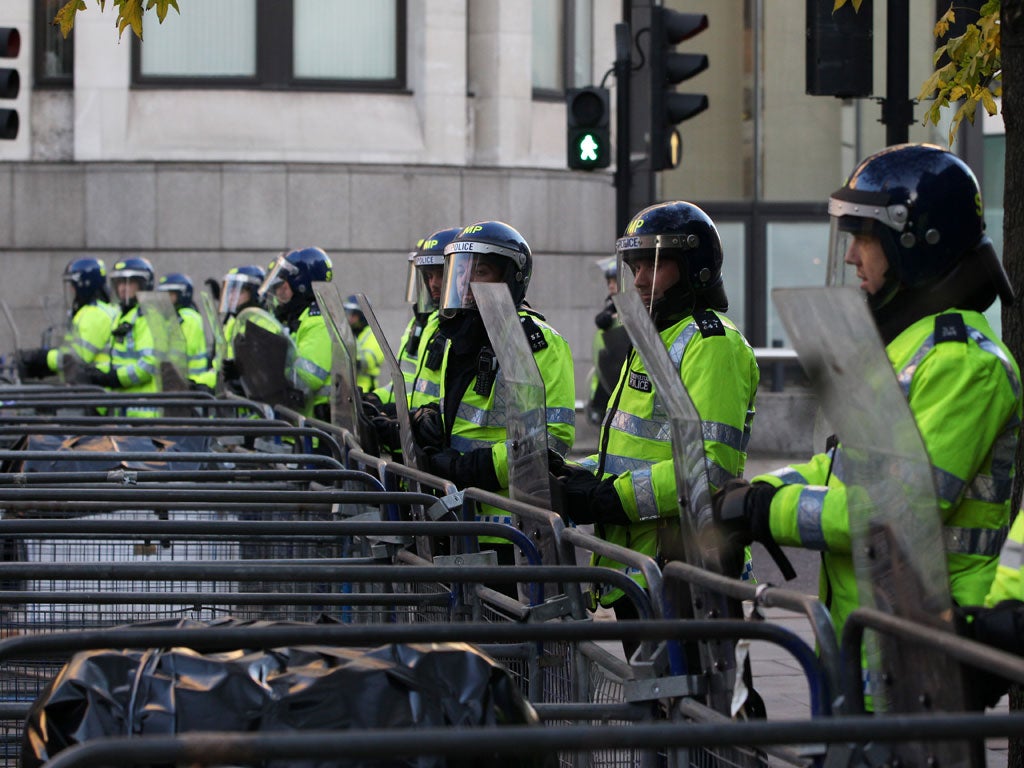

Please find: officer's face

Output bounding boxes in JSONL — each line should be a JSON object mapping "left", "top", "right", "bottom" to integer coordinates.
{"left": 112, "top": 277, "right": 140, "bottom": 302}
{"left": 456, "top": 257, "right": 503, "bottom": 305}
{"left": 425, "top": 266, "right": 444, "bottom": 301}
{"left": 274, "top": 280, "right": 294, "bottom": 305}
{"left": 845, "top": 234, "right": 889, "bottom": 296}
{"left": 630, "top": 257, "right": 680, "bottom": 306}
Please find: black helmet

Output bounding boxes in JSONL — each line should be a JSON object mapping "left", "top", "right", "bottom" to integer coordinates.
{"left": 440, "top": 221, "right": 532, "bottom": 315}
{"left": 157, "top": 272, "right": 194, "bottom": 309}
{"left": 411, "top": 226, "right": 461, "bottom": 313}
{"left": 260, "top": 247, "right": 333, "bottom": 321}
{"left": 63, "top": 257, "right": 109, "bottom": 309}
{"left": 616, "top": 201, "right": 727, "bottom": 323}
{"left": 827, "top": 143, "right": 1012, "bottom": 339}
{"left": 109, "top": 256, "right": 155, "bottom": 310}
{"left": 219, "top": 265, "right": 266, "bottom": 316}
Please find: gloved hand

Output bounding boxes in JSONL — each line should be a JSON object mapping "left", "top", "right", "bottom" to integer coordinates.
{"left": 427, "top": 446, "right": 501, "bottom": 491}
{"left": 284, "top": 386, "right": 306, "bottom": 410}
{"left": 16, "top": 348, "right": 50, "bottom": 380}
{"left": 711, "top": 479, "right": 795, "bottom": 580}
{"left": 410, "top": 402, "right": 445, "bottom": 455}
{"left": 594, "top": 301, "right": 616, "bottom": 331}
{"left": 547, "top": 448, "right": 568, "bottom": 477}
{"left": 360, "top": 399, "right": 401, "bottom": 456}
{"left": 955, "top": 600, "right": 1024, "bottom": 709}
{"left": 82, "top": 365, "right": 121, "bottom": 389}
{"left": 189, "top": 381, "right": 215, "bottom": 395}
{"left": 550, "top": 465, "right": 629, "bottom": 526}
{"left": 221, "top": 359, "right": 239, "bottom": 382}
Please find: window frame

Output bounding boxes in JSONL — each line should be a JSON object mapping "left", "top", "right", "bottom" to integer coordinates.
{"left": 532, "top": 0, "right": 591, "bottom": 101}
{"left": 35, "top": 0, "right": 74, "bottom": 89}
{"left": 131, "top": 0, "right": 407, "bottom": 92}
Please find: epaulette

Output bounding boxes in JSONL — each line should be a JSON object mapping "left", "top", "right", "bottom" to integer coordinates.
{"left": 934, "top": 313, "right": 967, "bottom": 343}
{"left": 694, "top": 309, "right": 725, "bottom": 338}
{"left": 519, "top": 314, "right": 549, "bottom": 352}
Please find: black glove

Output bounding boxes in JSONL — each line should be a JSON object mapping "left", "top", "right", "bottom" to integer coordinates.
{"left": 17, "top": 348, "right": 50, "bottom": 380}
{"left": 594, "top": 301, "right": 616, "bottom": 331}
{"left": 547, "top": 448, "right": 568, "bottom": 477}
{"left": 411, "top": 402, "right": 445, "bottom": 455}
{"left": 428, "top": 446, "right": 501, "bottom": 492}
{"left": 283, "top": 386, "right": 306, "bottom": 410}
{"left": 221, "top": 359, "right": 239, "bottom": 382}
{"left": 189, "top": 381, "right": 215, "bottom": 395}
{"left": 711, "top": 479, "right": 795, "bottom": 580}
{"left": 550, "top": 465, "right": 629, "bottom": 526}
{"left": 361, "top": 390, "right": 385, "bottom": 411}
{"left": 82, "top": 365, "right": 121, "bottom": 389}
{"left": 955, "top": 600, "right": 1024, "bottom": 709}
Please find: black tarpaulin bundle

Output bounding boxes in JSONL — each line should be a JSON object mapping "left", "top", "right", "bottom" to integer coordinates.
{"left": 4, "top": 432, "right": 213, "bottom": 473}
{"left": 22, "top": 620, "right": 552, "bottom": 768}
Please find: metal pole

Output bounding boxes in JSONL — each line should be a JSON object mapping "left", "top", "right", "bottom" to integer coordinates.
{"left": 615, "top": 21, "right": 632, "bottom": 237}
{"left": 882, "top": 0, "right": 913, "bottom": 145}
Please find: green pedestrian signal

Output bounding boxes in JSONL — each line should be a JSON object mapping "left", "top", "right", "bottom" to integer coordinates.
{"left": 566, "top": 87, "right": 611, "bottom": 171}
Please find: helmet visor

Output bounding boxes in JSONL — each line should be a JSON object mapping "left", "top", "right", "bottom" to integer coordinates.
{"left": 615, "top": 235, "right": 670, "bottom": 315}
{"left": 440, "top": 252, "right": 507, "bottom": 313}
{"left": 404, "top": 255, "right": 418, "bottom": 305}
{"left": 414, "top": 252, "right": 445, "bottom": 314}
{"left": 826, "top": 212, "right": 878, "bottom": 289}
{"left": 219, "top": 277, "right": 255, "bottom": 316}
{"left": 259, "top": 255, "right": 296, "bottom": 308}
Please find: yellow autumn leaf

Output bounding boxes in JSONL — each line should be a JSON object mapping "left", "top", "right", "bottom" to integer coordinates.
{"left": 54, "top": 0, "right": 87, "bottom": 39}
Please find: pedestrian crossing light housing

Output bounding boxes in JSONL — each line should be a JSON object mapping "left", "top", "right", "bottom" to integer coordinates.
{"left": 566, "top": 86, "right": 611, "bottom": 171}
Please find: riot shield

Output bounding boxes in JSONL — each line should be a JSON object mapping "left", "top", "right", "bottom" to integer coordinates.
{"left": 614, "top": 290, "right": 743, "bottom": 716}
{"left": 232, "top": 307, "right": 296, "bottom": 408}
{"left": 197, "top": 291, "right": 226, "bottom": 393}
{"left": 136, "top": 291, "right": 188, "bottom": 393}
{"left": 473, "top": 282, "right": 551, "bottom": 510}
{"left": 355, "top": 293, "right": 422, "bottom": 471}
{"left": 0, "top": 301, "right": 20, "bottom": 384}
{"left": 774, "top": 286, "right": 970, "bottom": 766}
{"left": 313, "top": 284, "right": 362, "bottom": 438}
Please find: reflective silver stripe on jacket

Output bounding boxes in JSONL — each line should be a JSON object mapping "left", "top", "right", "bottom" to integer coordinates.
{"left": 999, "top": 536, "right": 1024, "bottom": 571}
{"left": 898, "top": 325, "right": 1022, "bottom": 399}
{"left": 603, "top": 453, "right": 657, "bottom": 475}
{"left": 295, "top": 357, "right": 330, "bottom": 382}
{"left": 633, "top": 468, "right": 658, "bottom": 520}
{"left": 767, "top": 467, "right": 809, "bottom": 485}
{"left": 413, "top": 378, "right": 440, "bottom": 398}
{"left": 796, "top": 487, "right": 828, "bottom": 550}
{"left": 450, "top": 435, "right": 494, "bottom": 453}
{"left": 944, "top": 525, "right": 1008, "bottom": 558}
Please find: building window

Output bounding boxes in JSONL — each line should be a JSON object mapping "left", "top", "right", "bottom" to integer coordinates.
{"left": 133, "top": 0, "right": 405, "bottom": 90}
{"left": 532, "top": 0, "right": 592, "bottom": 98}
{"left": 36, "top": 0, "right": 74, "bottom": 87}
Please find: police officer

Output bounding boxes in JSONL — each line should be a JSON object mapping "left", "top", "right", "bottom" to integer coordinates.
{"left": 217, "top": 265, "right": 267, "bottom": 391}
{"left": 343, "top": 295, "right": 385, "bottom": 393}
{"left": 259, "top": 247, "right": 334, "bottom": 420}
{"left": 17, "top": 257, "right": 118, "bottom": 380}
{"left": 82, "top": 257, "right": 162, "bottom": 413}
{"left": 549, "top": 202, "right": 760, "bottom": 638}
{"left": 410, "top": 221, "right": 576, "bottom": 559}
{"left": 157, "top": 272, "right": 214, "bottom": 391}
{"left": 713, "top": 143, "right": 1022, "bottom": 648}
{"left": 586, "top": 255, "right": 629, "bottom": 425}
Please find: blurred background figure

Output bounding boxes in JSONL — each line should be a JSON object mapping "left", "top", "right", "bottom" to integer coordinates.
{"left": 343, "top": 294, "right": 385, "bottom": 392}
{"left": 157, "top": 272, "right": 214, "bottom": 392}
{"left": 586, "top": 255, "right": 629, "bottom": 425}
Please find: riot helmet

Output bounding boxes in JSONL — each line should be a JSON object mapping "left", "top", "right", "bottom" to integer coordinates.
{"left": 63, "top": 257, "right": 109, "bottom": 311}
{"left": 412, "top": 226, "right": 461, "bottom": 314}
{"left": 826, "top": 143, "right": 1012, "bottom": 341}
{"left": 615, "top": 201, "right": 727, "bottom": 326}
{"left": 109, "top": 256, "right": 155, "bottom": 311}
{"left": 342, "top": 294, "right": 367, "bottom": 331}
{"left": 260, "top": 247, "right": 333, "bottom": 321}
{"left": 219, "top": 265, "right": 266, "bottom": 317}
{"left": 440, "top": 221, "right": 532, "bottom": 317}
{"left": 597, "top": 255, "right": 618, "bottom": 295}
{"left": 156, "top": 272, "right": 194, "bottom": 309}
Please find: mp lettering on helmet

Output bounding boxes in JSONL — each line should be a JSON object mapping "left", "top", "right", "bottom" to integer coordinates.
{"left": 625, "top": 218, "right": 645, "bottom": 236}
{"left": 463, "top": 225, "right": 484, "bottom": 235}
{"left": 423, "top": 239, "right": 438, "bottom": 249}
{"left": 975, "top": 192, "right": 983, "bottom": 217}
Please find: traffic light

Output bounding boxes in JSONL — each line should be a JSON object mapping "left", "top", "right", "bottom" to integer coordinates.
{"left": 649, "top": 6, "right": 708, "bottom": 171}
{"left": 0, "top": 27, "right": 19, "bottom": 140}
{"left": 566, "top": 86, "right": 611, "bottom": 170}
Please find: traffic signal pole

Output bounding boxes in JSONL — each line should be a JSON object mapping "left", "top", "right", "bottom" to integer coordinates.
{"left": 614, "top": 22, "right": 632, "bottom": 238}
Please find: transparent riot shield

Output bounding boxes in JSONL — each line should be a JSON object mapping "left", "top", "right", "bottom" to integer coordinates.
{"left": 0, "top": 301, "right": 21, "bottom": 384}
{"left": 232, "top": 306, "right": 296, "bottom": 409}
{"left": 355, "top": 293, "right": 422, "bottom": 471}
{"left": 197, "top": 291, "right": 226, "bottom": 393}
{"left": 613, "top": 290, "right": 743, "bottom": 716}
{"left": 774, "top": 286, "right": 971, "bottom": 766}
{"left": 313, "top": 284, "right": 362, "bottom": 439}
{"left": 473, "top": 282, "right": 552, "bottom": 510}
{"left": 136, "top": 291, "right": 189, "bottom": 392}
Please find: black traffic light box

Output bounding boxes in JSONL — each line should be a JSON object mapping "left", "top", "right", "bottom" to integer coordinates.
{"left": 566, "top": 86, "right": 611, "bottom": 170}
{"left": 805, "top": 0, "right": 872, "bottom": 97}
{"left": 649, "top": 6, "right": 708, "bottom": 172}
{"left": 0, "top": 27, "right": 19, "bottom": 140}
